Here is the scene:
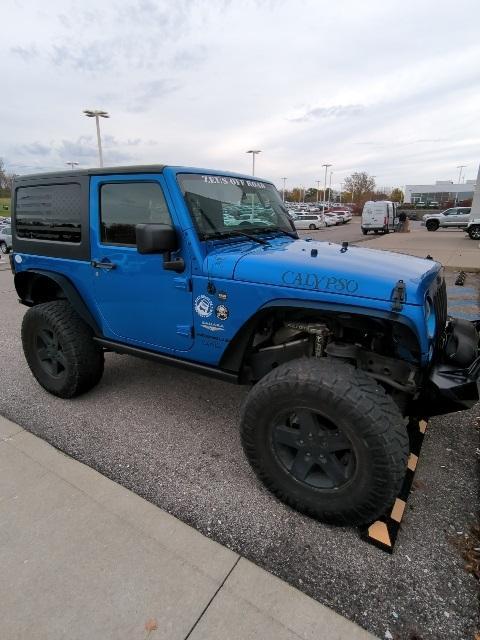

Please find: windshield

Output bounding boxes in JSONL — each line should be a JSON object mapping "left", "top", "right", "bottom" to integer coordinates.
{"left": 178, "top": 173, "right": 295, "bottom": 239}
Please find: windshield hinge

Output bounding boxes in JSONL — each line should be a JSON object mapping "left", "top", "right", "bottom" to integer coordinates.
{"left": 391, "top": 279, "right": 406, "bottom": 311}
{"left": 174, "top": 276, "right": 191, "bottom": 291}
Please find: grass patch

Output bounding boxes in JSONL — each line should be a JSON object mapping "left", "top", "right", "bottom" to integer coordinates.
{"left": 0, "top": 197, "right": 11, "bottom": 216}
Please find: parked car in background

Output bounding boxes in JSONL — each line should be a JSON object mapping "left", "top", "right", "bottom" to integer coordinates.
{"left": 324, "top": 212, "right": 341, "bottom": 226}
{"left": 0, "top": 225, "right": 12, "bottom": 254}
{"left": 293, "top": 214, "right": 326, "bottom": 230}
{"left": 422, "top": 207, "right": 471, "bottom": 231}
{"left": 331, "top": 209, "right": 352, "bottom": 223}
{"left": 466, "top": 209, "right": 480, "bottom": 239}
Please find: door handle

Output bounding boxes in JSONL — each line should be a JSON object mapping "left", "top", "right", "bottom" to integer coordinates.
{"left": 91, "top": 260, "right": 116, "bottom": 270}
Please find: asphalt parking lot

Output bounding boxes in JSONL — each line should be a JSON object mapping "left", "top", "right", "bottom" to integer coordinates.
{"left": 0, "top": 261, "right": 478, "bottom": 640}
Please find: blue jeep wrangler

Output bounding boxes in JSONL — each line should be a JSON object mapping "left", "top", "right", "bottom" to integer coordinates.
{"left": 10, "top": 165, "right": 480, "bottom": 526}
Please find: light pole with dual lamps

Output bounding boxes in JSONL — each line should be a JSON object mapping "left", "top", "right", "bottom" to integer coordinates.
{"left": 281, "top": 177, "right": 287, "bottom": 202}
{"left": 83, "top": 109, "right": 110, "bottom": 167}
{"left": 246, "top": 150, "right": 261, "bottom": 176}
{"left": 322, "top": 163, "right": 332, "bottom": 207}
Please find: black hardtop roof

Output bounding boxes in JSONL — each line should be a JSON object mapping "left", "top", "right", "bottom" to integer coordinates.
{"left": 13, "top": 164, "right": 167, "bottom": 183}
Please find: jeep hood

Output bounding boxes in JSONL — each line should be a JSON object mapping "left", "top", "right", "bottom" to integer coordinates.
{"left": 205, "top": 238, "right": 441, "bottom": 305}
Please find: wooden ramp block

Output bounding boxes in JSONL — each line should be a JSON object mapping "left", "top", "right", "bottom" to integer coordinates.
{"left": 361, "top": 417, "right": 428, "bottom": 553}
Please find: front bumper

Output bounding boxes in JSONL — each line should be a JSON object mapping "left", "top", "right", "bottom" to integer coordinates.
{"left": 419, "top": 319, "right": 480, "bottom": 416}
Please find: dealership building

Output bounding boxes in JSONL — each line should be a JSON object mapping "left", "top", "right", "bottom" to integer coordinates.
{"left": 404, "top": 180, "right": 476, "bottom": 205}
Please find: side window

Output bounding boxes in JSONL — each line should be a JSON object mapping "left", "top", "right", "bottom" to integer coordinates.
{"left": 443, "top": 209, "right": 454, "bottom": 216}
{"left": 100, "top": 182, "right": 171, "bottom": 245}
{"left": 15, "top": 183, "right": 82, "bottom": 243}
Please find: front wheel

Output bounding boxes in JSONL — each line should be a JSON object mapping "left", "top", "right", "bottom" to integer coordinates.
{"left": 361, "top": 228, "right": 368, "bottom": 235}
{"left": 240, "top": 358, "right": 408, "bottom": 526}
{"left": 426, "top": 220, "right": 439, "bottom": 231}
{"left": 308, "top": 224, "right": 316, "bottom": 230}
{"left": 468, "top": 225, "right": 480, "bottom": 240}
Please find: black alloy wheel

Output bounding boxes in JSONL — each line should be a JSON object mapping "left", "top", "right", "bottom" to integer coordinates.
{"left": 272, "top": 409, "right": 355, "bottom": 490}
{"left": 34, "top": 328, "right": 68, "bottom": 379}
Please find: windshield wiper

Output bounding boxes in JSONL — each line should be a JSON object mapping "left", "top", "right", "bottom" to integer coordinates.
{"left": 205, "top": 230, "right": 269, "bottom": 245}
{"left": 262, "top": 226, "right": 298, "bottom": 239}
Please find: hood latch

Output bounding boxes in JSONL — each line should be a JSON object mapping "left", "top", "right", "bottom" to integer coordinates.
{"left": 391, "top": 280, "right": 406, "bottom": 311}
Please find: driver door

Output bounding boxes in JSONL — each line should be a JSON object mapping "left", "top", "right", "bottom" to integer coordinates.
{"left": 89, "top": 175, "right": 193, "bottom": 352}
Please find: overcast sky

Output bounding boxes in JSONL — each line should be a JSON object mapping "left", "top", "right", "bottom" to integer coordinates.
{"left": 2, "top": 0, "right": 480, "bottom": 191}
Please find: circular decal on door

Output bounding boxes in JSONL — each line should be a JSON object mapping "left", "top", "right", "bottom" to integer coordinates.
{"left": 216, "top": 305, "right": 229, "bottom": 321}
{"left": 194, "top": 295, "right": 213, "bottom": 318}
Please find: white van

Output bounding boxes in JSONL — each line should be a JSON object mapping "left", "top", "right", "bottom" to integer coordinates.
{"left": 361, "top": 201, "right": 397, "bottom": 235}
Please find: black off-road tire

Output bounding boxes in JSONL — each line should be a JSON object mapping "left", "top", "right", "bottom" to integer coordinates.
{"left": 426, "top": 220, "right": 439, "bottom": 231}
{"left": 240, "top": 358, "right": 408, "bottom": 526}
{"left": 22, "top": 300, "right": 104, "bottom": 398}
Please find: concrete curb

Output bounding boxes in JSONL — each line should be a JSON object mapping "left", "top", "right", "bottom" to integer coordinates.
{"left": 0, "top": 415, "right": 376, "bottom": 640}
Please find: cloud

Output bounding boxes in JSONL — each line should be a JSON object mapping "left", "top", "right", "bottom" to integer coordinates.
{"left": 19, "top": 142, "right": 51, "bottom": 156}
{"left": 126, "top": 79, "right": 180, "bottom": 113}
{"left": 172, "top": 46, "right": 208, "bottom": 70}
{"left": 10, "top": 45, "right": 38, "bottom": 61}
{"left": 290, "top": 104, "right": 365, "bottom": 123}
{"left": 50, "top": 43, "right": 112, "bottom": 72}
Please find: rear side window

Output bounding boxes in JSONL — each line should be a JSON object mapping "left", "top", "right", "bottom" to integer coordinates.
{"left": 15, "top": 183, "right": 81, "bottom": 243}
{"left": 100, "top": 182, "right": 171, "bottom": 245}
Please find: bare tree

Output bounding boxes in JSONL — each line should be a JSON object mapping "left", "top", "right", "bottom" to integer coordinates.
{"left": 0, "top": 158, "right": 15, "bottom": 195}
{"left": 390, "top": 188, "right": 404, "bottom": 203}
{"left": 344, "top": 172, "right": 376, "bottom": 203}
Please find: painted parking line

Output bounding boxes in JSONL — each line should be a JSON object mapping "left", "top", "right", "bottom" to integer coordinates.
{"left": 446, "top": 285, "right": 480, "bottom": 321}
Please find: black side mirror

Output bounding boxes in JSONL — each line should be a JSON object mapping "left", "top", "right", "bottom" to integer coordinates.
{"left": 135, "top": 223, "right": 185, "bottom": 272}
{"left": 136, "top": 223, "right": 178, "bottom": 254}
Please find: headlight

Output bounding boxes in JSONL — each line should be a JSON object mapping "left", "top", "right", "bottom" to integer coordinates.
{"left": 424, "top": 296, "right": 436, "bottom": 339}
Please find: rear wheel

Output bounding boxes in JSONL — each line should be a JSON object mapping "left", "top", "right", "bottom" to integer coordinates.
{"left": 308, "top": 224, "right": 316, "bottom": 230}
{"left": 468, "top": 225, "right": 480, "bottom": 240}
{"left": 426, "top": 219, "right": 439, "bottom": 231}
{"left": 241, "top": 358, "right": 408, "bottom": 525}
{"left": 22, "top": 300, "right": 104, "bottom": 398}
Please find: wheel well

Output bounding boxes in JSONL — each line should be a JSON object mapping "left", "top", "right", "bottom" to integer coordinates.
{"left": 14, "top": 270, "right": 101, "bottom": 335}
{"left": 220, "top": 306, "right": 421, "bottom": 387}
{"left": 15, "top": 272, "right": 64, "bottom": 305}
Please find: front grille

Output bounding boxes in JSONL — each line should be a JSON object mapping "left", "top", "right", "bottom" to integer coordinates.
{"left": 432, "top": 278, "right": 447, "bottom": 348}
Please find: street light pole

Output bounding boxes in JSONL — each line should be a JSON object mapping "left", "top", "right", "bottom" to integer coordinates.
{"left": 66, "top": 161, "right": 79, "bottom": 170}
{"left": 246, "top": 150, "right": 261, "bottom": 176}
{"left": 83, "top": 109, "right": 110, "bottom": 167}
{"left": 322, "top": 164, "right": 332, "bottom": 207}
{"left": 328, "top": 171, "right": 333, "bottom": 207}
{"left": 316, "top": 180, "right": 321, "bottom": 204}
{"left": 457, "top": 165, "right": 466, "bottom": 184}
{"left": 281, "top": 177, "right": 287, "bottom": 202}
{"left": 340, "top": 182, "right": 344, "bottom": 204}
